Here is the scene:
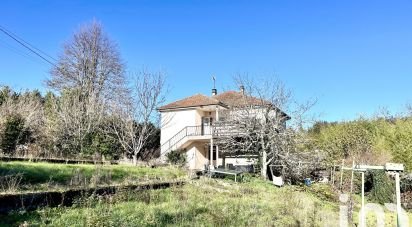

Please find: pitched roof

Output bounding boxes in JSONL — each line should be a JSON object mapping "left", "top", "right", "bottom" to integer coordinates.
{"left": 158, "top": 94, "right": 224, "bottom": 111}
{"left": 159, "top": 90, "right": 290, "bottom": 118}
{"left": 158, "top": 91, "right": 269, "bottom": 111}
{"left": 214, "top": 91, "right": 269, "bottom": 107}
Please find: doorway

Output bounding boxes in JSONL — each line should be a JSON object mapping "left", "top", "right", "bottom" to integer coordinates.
{"left": 201, "top": 117, "right": 213, "bottom": 135}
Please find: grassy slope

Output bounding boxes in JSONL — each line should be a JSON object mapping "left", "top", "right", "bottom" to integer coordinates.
{"left": 350, "top": 194, "right": 412, "bottom": 226}
{"left": 0, "top": 161, "right": 186, "bottom": 193}
{"left": 2, "top": 178, "right": 341, "bottom": 227}
{"left": 1, "top": 163, "right": 412, "bottom": 226}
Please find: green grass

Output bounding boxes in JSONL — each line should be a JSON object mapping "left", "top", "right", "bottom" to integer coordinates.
{"left": 1, "top": 178, "right": 341, "bottom": 227}
{"left": 3, "top": 177, "right": 412, "bottom": 226}
{"left": 350, "top": 194, "right": 412, "bottom": 226}
{"left": 2, "top": 164, "right": 412, "bottom": 226}
{"left": 0, "top": 161, "right": 186, "bottom": 193}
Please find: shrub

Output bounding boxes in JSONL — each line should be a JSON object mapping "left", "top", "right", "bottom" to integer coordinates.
{"left": 312, "top": 119, "right": 375, "bottom": 162}
{"left": 0, "top": 114, "right": 30, "bottom": 155}
{"left": 165, "top": 149, "right": 186, "bottom": 166}
{"left": 0, "top": 173, "right": 22, "bottom": 193}
{"left": 387, "top": 119, "right": 412, "bottom": 170}
{"left": 368, "top": 170, "right": 395, "bottom": 204}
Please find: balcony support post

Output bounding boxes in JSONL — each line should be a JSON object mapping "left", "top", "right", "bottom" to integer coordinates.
{"left": 209, "top": 138, "right": 214, "bottom": 169}
{"left": 216, "top": 145, "right": 219, "bottom": 168}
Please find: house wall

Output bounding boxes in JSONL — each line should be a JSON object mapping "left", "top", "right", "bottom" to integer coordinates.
{"left": 160, "top": 107, "right": 219, "bottom": 165}
{"left": 195, "top": 109, "right": 217, "bottom": 125}
{"left": 185, "top": 141, "right": 208, "bottom": 170}
{"left": 160, "top": 109, "right": 198, "bottom": 148}
{"left": 185, "top": 149, "right": 257, "bottom": 170}
{"left": 160, "top": 109, "right": 217, "bottom": 149}
{"left": 160, "top": 105, "right": 286, "bottom": 168}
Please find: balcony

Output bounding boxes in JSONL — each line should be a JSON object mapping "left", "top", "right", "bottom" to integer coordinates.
{"left": 160, "top": 125, "right": 213, "bottom": 155}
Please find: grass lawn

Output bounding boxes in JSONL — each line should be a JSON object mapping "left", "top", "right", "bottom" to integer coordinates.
{"left": 1, "top": 178, "right": 342, "bottom": 226}
{"left": 0, "top": 161, "right": 187, "bottom": 193}
{"left": 1, "top": 164, "right": 412, "bottom": 226}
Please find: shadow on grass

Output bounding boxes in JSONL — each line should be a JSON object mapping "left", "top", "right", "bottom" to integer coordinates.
{"left": 0, "top": 211, "right": 42, "bottom": 227}
{"left": 154, "top": 207, "right": 209, "bottom": 226}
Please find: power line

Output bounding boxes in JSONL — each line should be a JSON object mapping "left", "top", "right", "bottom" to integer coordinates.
{"left": 0, "top": 36, "right": 49, "bottom": 66}
{"left": 0, "top": 25, "right": 57, "bottom": 62}
{"left": 0, "top": 25, "right": 57, "bottom": 66}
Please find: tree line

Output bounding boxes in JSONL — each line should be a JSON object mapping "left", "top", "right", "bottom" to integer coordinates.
{"left": 308, "top": 112, "right": 412, "bottom": 171}
{"left": 0, "top": 21, "right": 163, "bottom": 163}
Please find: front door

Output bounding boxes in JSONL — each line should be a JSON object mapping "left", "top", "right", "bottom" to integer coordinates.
{"left": 201, "top": 117, "right": 212, "bottom": 135}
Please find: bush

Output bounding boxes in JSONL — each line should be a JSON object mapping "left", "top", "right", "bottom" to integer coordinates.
{"left": 165, "top": 149, "right": 186, "bottom": 166}
{"left": 368, "top": 170, "right": 395, "bottom": 204}
{"left": 0, "top": 114, "right": 30, "bottom": 155}
{"left": 309, "top": 117, "right": 412, "bottom": 166}
{"left": 311, "top": 119, "right": 375, "bottom": 162}
{"left": 388, "top": 119, "right": 412, "bottom": 171}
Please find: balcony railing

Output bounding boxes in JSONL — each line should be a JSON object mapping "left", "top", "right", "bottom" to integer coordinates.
{"left": 161, "top": 125, "right": 212, "bottom": 155}
{"left": 160, "top": 121, "right": 264, "bottom": 156}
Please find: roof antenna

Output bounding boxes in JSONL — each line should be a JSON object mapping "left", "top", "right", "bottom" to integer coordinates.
{"left": 212, "top": 75, "right": 216, "bottom": 89}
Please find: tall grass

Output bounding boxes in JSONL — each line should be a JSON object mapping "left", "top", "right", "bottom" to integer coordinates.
{"left": 0, "top": 161, "right": 186, "bottom": 193}
{"left": 5, "top": 178, "right": 341, "bottom": 226}
{"left": 0, "top": 173, "right": 22, "bottom": 193}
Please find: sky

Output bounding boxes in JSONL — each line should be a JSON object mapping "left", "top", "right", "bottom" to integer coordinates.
{"left": 1, "top": 0, "right": 412, "bottom": 122}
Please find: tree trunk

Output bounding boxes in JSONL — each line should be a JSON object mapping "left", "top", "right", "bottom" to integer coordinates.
{"left": 132, "top": 154, "right": 138, "bottom": 166}
{"left": 261, "top": 150, "right": 267, "bottom": 180}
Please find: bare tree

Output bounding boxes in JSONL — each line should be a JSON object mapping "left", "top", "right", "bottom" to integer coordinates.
{"left": 47, "top": 20, "right": 125, "bottom": 101}
{"left": 215, "top": 75, "right": 319, "bottom": 181}
{"left": 0, "top": 89, "right": 43, "bottom": 131}
{"left": 45, "top": 21, "right": 126, "bottom": 155}
{"left": 108, "top": 71, "right": 165, "bottom": 165}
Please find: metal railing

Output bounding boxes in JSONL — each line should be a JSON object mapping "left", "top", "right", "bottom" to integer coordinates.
{"left": 213, "top": 121, "right": 243, "bottom": 136}
{"left": 160, "top": 121, "right": 254, "bottom": 156}
{"left": 161, "top": 125, "right": 212, "bottom": 155}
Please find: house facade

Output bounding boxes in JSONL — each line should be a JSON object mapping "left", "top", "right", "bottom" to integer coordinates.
{"left": 158, "top": 87, "right": 289, "bottom": 170}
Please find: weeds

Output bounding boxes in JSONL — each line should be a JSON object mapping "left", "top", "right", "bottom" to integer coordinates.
{"left": 0, "top": 161, "right": 186, "bottom": 193}
{"left": 4, "top": 178, "right": 340, "bottom": 226}
{"left": 0, "top": 173, "right": 22, "bottom": 193}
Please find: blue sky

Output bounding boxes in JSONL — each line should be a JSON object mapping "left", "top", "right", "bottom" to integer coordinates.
{"left": 1, "top": 0, "right": 412, "bottom": 121}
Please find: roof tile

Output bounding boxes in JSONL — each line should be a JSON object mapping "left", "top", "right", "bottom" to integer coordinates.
{"left": 159, "top": 91, "right": 269, "bottom": 110}
{"left": 214, "top": 91, "right": 268, "bottom": 107}
{"left": 158, "top": 94, "right": 222, "bottom": 110}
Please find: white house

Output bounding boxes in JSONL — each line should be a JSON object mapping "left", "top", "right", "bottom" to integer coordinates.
{"left": 158, "top": 87, "right": 289, "bottom": 171}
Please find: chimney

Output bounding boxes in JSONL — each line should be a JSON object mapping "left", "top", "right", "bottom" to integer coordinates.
{"left": 239, "top": 85, "right": 245, "bottom": 95}
{"left": 211, "top": 75, "right": 217, "bottom": 96}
